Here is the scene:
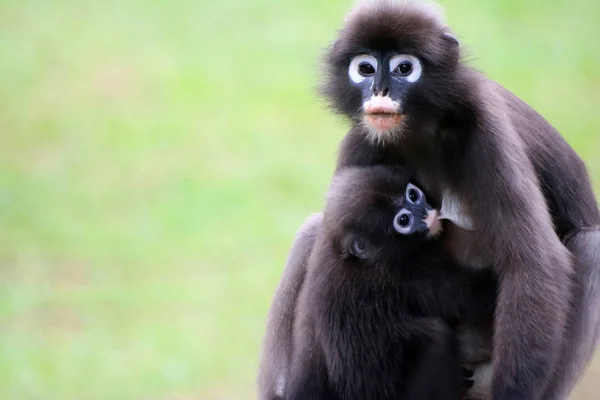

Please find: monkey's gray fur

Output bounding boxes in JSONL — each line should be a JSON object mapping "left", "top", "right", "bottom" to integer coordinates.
{"left": 258, "top": 1, "right": 600, "bottom": 399}
{"left": 258, "top": 213, "right": 322, "bottom": 399}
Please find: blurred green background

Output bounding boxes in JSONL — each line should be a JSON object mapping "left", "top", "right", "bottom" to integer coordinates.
{"left": 1, "top": 0, "right": 599, "bottom": 399}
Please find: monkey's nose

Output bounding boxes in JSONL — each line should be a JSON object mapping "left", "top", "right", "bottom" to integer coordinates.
{"left": 374, "top": 87, "right": 389, "bottom": 97}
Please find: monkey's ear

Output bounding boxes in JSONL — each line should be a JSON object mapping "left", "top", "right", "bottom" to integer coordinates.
{"left": 441, "top": 31, "right": 460, "bottom": 64}
{"left": 442, "top": 31, "right": 459, "bottom": 46}
{"left": 346, "top": 235, "right": 371, "bottom": 259}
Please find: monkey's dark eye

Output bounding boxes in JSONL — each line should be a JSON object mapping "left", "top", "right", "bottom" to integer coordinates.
{"left": 398, "top": 214, "right": 411, "bottom": 227}
{"left": 394, "top": 61, "right": 413, "bottom": 76}
{"left": 408, "top": 188, "right": 420, "bottom": 203}
{"left": 358, "top": 62, "right": 376, "bottom": 76}
{"left": 405, "top": 183, "right": 423, "bottom": 205}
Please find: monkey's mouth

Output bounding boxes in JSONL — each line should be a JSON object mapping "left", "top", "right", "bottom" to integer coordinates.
{"left": 364, "top": 113, "right": 405, "bottom": 132}
{"left": 363, "top": 96, "right": 404, "bottom": 132}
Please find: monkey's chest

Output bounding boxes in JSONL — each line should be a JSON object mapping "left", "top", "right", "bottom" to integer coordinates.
{"left": 429, "top": 186, "right": 492, "bottom": 269}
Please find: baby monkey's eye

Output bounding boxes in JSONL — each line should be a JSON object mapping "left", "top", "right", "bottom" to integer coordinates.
{"left": 393, "top": 210, "right": 413, "bottom": 235}
{"left": 398, "top": 214, "right": 411, "bottom": 226}
{"left": 408, "top": 188, "right": 419, "bottom": 202}
{"left": 405, "top": 183, "right": 423, "bottom": 205}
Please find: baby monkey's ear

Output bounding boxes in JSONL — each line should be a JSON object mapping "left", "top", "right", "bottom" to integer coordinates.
{"left": 346, "top": 234, "right": 373, "bottom": 259}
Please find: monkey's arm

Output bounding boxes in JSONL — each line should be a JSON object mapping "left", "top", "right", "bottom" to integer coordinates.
{"left": 257, "top": 213, "right": 323, "bottom": 400}
{"left": 457, "top": 116, "right": 573, "bottom": 400}
{"left": 523, "top": 110, "right": 600, "bottom": 398}
{"left": 285, "top": 345, "right": 332, "bottom": 400}
{"left": 285, "top": 313, "right": 333, "bottom": 400}
{"left": 542, "top": 228, "right": 600, "bottom": 399}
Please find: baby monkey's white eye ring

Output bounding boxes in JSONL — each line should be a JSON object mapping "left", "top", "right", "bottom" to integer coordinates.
{"left": 393, "top": 209, "right": 413, "bottom": 234}
{"left": 349, "top": 55, "right": 378, "bottom": 84}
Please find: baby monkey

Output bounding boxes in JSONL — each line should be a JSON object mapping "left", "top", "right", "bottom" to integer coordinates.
{"left": 286, "top": 166, "right": 495, "bottom": 400}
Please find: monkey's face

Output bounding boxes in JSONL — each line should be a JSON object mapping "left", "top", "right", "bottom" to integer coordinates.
{"left": 347, "top": 52, "right": 421, "bottom": 136}
{"left": 392, "top": 182, "right": 441, "bottom": 238}
{"left": 321, "top": 1, "right": 460, "bottom": 143}
{"left": 344, "top": 180, "right": 441, "bottom": 265}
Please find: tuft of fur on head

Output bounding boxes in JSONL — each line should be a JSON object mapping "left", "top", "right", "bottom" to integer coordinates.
{"left": 345, "top": 0, "right": 447, "bottom": 27}
{"left": 341, "top": 0, "right": 450, "bottom": 55}
{"left": 320, "top": 0, "right": 466, "bottom": 131}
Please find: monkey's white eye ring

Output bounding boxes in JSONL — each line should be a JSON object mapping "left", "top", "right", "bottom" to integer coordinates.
{"left": 349, "top": 55, "right": 378, "bottom": 84}
{"left": 390, "top": 55, "right": 422, "bottom": 83}
{"left": 393, "top": 209, "right": 413, "bottom": 235}
{"left": 406, "top": 183, "right": 424, "bottom": 205}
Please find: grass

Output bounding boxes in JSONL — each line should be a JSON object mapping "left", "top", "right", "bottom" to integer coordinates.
{"left": 0, "top": 0, "right": 599, "bottom": 398}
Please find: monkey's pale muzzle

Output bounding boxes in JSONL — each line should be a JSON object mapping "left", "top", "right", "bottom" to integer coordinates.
{"left": 363, "top": 95, "right": 404, "bottom": 132}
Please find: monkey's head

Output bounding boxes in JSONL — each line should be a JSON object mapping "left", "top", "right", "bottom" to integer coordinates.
{"left": 321, "top": 0, "right": 461, "bottom": 143}
{"left": 324, "top": 166, "right": 441, "bottom": 266}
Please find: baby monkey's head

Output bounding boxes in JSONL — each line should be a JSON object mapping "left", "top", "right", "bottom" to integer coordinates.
{"left": 324, "top": 166, "right": 441, "bottom": 265}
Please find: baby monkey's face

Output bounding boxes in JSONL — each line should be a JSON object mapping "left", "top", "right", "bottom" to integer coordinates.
{"left": 392, "top": 182, "right": 441, "bottom": 237}
{"left": 346, "top": 181, "right": 442, "bottom": 260}
{"left": 325, "top": 167, "right": 443, "bottom": 263}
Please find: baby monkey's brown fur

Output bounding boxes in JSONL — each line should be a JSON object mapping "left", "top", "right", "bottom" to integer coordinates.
{"left": 287, "top": 166, "right": 495, "bottom": 400}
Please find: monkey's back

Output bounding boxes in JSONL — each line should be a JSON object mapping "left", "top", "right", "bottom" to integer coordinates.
{"left": 495, "top": 81, "right": 600, "bottom": 236}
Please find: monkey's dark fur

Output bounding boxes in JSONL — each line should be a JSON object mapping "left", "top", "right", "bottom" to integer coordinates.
{"left": 258, "top": 2, "right": 600, "bottom": 400}
{"left": 285, "top": 166, "right": 495, "bottom": 400}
